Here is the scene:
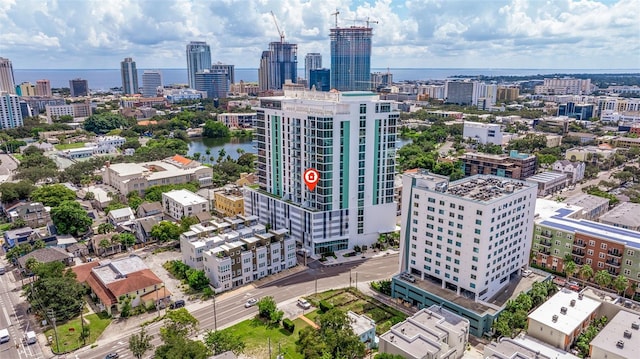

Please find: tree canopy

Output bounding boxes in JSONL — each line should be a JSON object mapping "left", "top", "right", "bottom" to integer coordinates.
{"left": 203, "top": 120, "right": 230, "bottom": 138}
{"left": 51, "top": 200, "right": 93, "bottom": 236}
{"left": 25, "top": 261, "right": 85, "bottom": 322}
{"left": 84, "top": 113, "right": 132, "bottom": 134}
{"left": 30, "top": 184, "right": 77, "bottom": 207}
{"left": 150, "top": 221, "right": 182, "bottom": 242}
{"left": 297, "top": 308, "right": 366, "bottom": 359}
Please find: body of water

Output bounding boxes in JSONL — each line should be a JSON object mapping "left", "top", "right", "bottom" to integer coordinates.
{"left": 13, "top": 68, "right": 638, "bottom": 91}
{"left": 187, "top": 136, "right": 413, "bottom": 165}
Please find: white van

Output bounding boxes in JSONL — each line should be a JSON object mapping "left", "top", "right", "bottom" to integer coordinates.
{"left": 0, "top": 328, "right": 10, "bottom": 344}
{"left": 25, "top": 331, "right": 36, "bottom": 345}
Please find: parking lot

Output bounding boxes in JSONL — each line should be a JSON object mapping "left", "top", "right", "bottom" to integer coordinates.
{"left": 140, "top": 248, "right": 188, "bottom": 303}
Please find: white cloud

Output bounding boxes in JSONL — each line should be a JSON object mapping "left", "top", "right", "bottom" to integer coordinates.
{"left": 0, "top": 0, "right": 637, "bottom": 69}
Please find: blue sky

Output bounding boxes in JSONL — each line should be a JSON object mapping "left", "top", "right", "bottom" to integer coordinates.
{"left": 1, "top": 0, "right": 639, "bottom": 69}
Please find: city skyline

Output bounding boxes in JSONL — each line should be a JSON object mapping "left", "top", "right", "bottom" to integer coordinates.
{"left": 0, "top": 0, "right": 638, "bottom": 70}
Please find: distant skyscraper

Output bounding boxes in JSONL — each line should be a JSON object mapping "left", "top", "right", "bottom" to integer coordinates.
{"left": 211, "top": 63, "right": 235, "bottom": 84}
{"left": 69, "top": 78, "right": 89, "bottom": 97}
{"left": 142, "top": 70, "right": 163, "bottom": 98}
{"left": 186, "top": 41, "right": 212, "bottom": 89}
{"left": 330, "top": 26, "right": 372, "bottom": 91}
{"left": 16, "top": 82, "right": 36, "bottom": 96}
{"left": 120, "top": 57, "right": 139, "bottom": 95}
{"left": 0, "top": 93, "right": 24, "bottom": 129}
{"left": 305, "top": 53, "right": 322, "bottom": 81}
{"left": 0, "top": 57, "right": 16, "bottom": 94}
{"left": 309, "top": 69, "right": 330, "bottom": 91}
{"left": 258, "top": 42, "right": 298, "bottom": 91}
{"left": 35, "top": 79, "right": 51, "bottom": 97}
{"left": 195, "top": 69, "right": 229, "bottom": 99}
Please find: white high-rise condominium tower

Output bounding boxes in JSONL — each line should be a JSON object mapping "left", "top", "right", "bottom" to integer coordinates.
{"left": 186, "top": 41, "right": 212, "bottom": 89}
{"left": 304, "top": 53, "right": 322, "bottom": 81}
{"left": 245, "top": 89, "right": 399, "bottom": 254}
{"left": 399, "top": 171, "right": 536, "bottom": 302}
{"left": 0, "top": 57, "right": 16, "bottom": 94}
{"left": 0, "top": 93, "right": 24, "bottom": 129}
{"left": 142, "top": 70, "right": 162, "bottom": 97}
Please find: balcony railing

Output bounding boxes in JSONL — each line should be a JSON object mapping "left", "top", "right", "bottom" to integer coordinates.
{"left": 573, "top": 242, "right": 587, "bottom": 248}
{"left": 540, "top": 232, "right": 553, "bottom": 238}
{"left": 571, "top": 249, "right": 585, "bottom": 257}
{"left": 539, "top": 240, "right": 552, "bottom": 247}
{"left": 607, "top": 250, "right": 622, "bottom": 258}
{"left": 538, "top": 248, "right": 551, "bottom": 255}
{"left": 606, "top": 259, "right": 621, "bottom": 267}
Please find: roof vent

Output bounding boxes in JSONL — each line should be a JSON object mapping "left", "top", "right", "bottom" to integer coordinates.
{"left": 390, "top": 335, "right": 395, "bottom": 342}
{"left": 552, "top": 315, "right": 558, "bottom": 322}
{"left": 624, "top": 330, "right": 632, "bottom": 339}
{"left": 560, "top": 307, "right": 568, "bottom": 315}
{"left": 570, "top": 299, "right": 576, "bottom": 307}
{"left": 632, "top": 322, "right": 640, "bottom": 330}
{"left": 578, "top": 293, "right": 584, "bottom": 300}
{"left": 616, "top": 340, "right": 624, "bottom": 349}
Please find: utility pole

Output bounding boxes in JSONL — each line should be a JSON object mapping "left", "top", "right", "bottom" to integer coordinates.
{"left": 48, "top": 309, "right": 60, "bottom": 354}
{"left": 349, "top": 269, "right": 352, "bottom": 288}
{"left": 80, "top": 301, "right": 86, "bottom": 345}
{"left": 356, "top": 272, "right": 358, "bottom": 290}
{"left": 315, "top": 276, "right": 318, "bottom": 295}
{"left": 268, "top": 337, "right": 272, "bottom": 359}
{"left": 213, "top": 294, "right": 218, "bottom": 332}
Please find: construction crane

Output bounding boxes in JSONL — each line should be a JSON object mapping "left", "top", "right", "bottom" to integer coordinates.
{"left": 366, "top": 17, "right": 379, "bottom": 28}
{"left": 345, "top": 17, "right": 379, "bottom": 28}
{"left": 270, "top": 11, "right": 285, "bottom": 43}
{"left": 331, "top": 9, "right": 340, "bottom": 27}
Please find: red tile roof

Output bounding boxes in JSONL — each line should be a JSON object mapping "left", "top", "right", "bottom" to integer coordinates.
{"left": 86, "top": 271, "right": 117, "bottom": 306}
{"left": 71, "top": 262, "right": 100, "bottom": 283}
{"left": 106, "top": 269, "right": 163, "bottom": 298}
{"left": 171, "top": 154, "right": 192, "bottom": 165}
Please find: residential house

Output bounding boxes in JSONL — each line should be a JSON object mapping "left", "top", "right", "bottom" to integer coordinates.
{"left": 7, "top": 202, "right": 51, "bottom": 228}
{"left": 347, "top": 311, "right": 377, "bottom": 349}
{"left": 136, "top": 202, "right": 163, "bottom": 219}
{"left": 3, "top": 227, "right": 35, "bottom": 248}
{"left": 378, "top": 306, "right": 470, "bottom": 359}
{"left": 107, "top": 207, "right": 135, "bottom": 226}
{"left": 133, "top": 216, "right": 162, "bottom": 243}
{"left": 73, "top": 256, "right": 168, "bottom": 314}
{"left": 17, "top": 247, "right": 74, "bottom": 270}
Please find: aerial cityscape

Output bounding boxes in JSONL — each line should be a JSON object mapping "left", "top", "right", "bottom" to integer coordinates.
{"left": 0, "top": 0, "right": 640, "bottom": 359}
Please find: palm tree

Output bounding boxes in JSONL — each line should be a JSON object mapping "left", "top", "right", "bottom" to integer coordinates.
{"left": 579, "top": 265, "right": 594, "bottom": 282}
{"left": 594, "top": 270, "right": 612, "bottom": 289}
{"left": 612, "top": 275, "right": 629, "bottom": 297}
{"left": 99, "top": 239, "right": 111, "bottom": 256}
{"left": 563, "top": 260, "right": 577, "bottom": 280}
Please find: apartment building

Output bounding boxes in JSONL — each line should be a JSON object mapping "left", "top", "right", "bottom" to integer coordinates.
{"left": 462, "top": 121, "right": 504, "bottom": 145}
{"left": 103, "top": 155, "right": 213, "bottom": 195}
{"left": 212, "top": 186, "right": 245, "bottom": 217}
{"left": 244, "top": 89, "right": 398, "bottom": 254}
{"left": 532, "top": 199, "right": 640, "bottom": 298}
{"left": 217, "top": 113, "right": 256, "bottom": 129}
{"left": 527, "top": 289, "right": 600, "bottom": 351}
{"left": 162, "top": 189, "right": 209, "bottom": 220}
{"left": 45, "top": 102, "right": 92, "bottom": 121}
{"left": 378, "top": 305, "right": 470, "bottom": 359}
{"left": 460, "top": 150, "right": 537, "bottom": 180}
{"left": 179, "top": 215, "right": 296, "bottom": 292}
{"left": 396, "top": 171, "right": 537, "bottom": 305}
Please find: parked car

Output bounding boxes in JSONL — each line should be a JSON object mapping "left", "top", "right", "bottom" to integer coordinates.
{"left": 169, "top": 299, "right": 185, "bottom": 309}
{"left": 297, "top": 298, "right": 311, "bottom": 309}
{"left": 400, "top": 272, "right": 416, "bottom": 283}
{"left": 244, "top": 298, "right": 258, "bottom": 308}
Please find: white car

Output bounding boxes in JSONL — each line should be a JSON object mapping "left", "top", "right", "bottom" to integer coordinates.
{"left": 297, "top": 298, "right": 311, "bottom": 309}
{"left": 244, "top": 298, "right": 258, "bottom": 308}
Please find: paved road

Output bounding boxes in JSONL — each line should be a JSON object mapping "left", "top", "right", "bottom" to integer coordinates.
{"left": 0, "top": 267, "right": 45, "bottom": 359}
{"left": 75, "top": 254, "right": 400, "bottom": 359}
{"left": 0, "top": 153, "right": 18, "bottom": 183}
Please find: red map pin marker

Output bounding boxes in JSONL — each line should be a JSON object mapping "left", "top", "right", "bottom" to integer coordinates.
{"left": 304, "top": 168, "right": 320, "bottom": 191}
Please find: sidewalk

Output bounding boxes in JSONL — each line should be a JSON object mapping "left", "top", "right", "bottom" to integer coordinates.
{"left": 316, "top": 248, "right": 399, "bottom": 266}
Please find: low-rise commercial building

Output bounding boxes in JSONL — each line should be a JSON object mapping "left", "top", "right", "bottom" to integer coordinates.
{"left": 527, "top": 289, "right": 600, "bottom": 351}
{"left": 460, "top": 150, "right": 537, "bottom": 180}
{"left": 462, "top": 121, "right": 504, "bottom": 145}
{"left": 599, "top": 202, "right": 640, "bottom": 231}
{"left": 378, "top": 305, "right": 469, "bottom": 359}
{"left": 162, "top": 189, "right": 209, "bottom": 220}
{"left": 564, "top": 194, "right": 609, "bottom": 221}
{"left": 526, "top": 171, "right": 568, "bottom": 197}
{"left": 103, "top": 155, "right": 214, "bottom": 195}
{"left": 589, "top": 309, "right": 640, "bottom": 359}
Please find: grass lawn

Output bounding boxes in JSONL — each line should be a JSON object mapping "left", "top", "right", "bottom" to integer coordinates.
{"left": 219, "top": 317, "right": 310, "bottom": 359}
{"left": 307, "top": 288, "right": 407, "bottom": 335}
{"left": 54, "top": 142, "right": 86, "bottom": 150}
{"left": 45, "top": 312, "right": 112, "bottom": 354}
{"left": 0, "top": 223, "right": 11, "bottom": 232}
{"left": 12, "top": 154, "right": 23, "bottom": 161}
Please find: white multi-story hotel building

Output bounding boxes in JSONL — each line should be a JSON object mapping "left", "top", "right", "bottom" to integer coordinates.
{"left": 244, "top": 89, "right": 399, "bottom": 255}
{"left": 462, "top": 121, "right": 504, "bottom": 145}
{"left": 399, "top": 171, "right": 537, "bottom": 302}
{"left": 180, "top": 215, "right": 296, "bottom": 292}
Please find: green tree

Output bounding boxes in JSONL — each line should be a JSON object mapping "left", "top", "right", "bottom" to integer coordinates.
{"left": 203, "top": 120, "right": 230, "bottom": 138}
{"left": 129, "top": 327, "right": 154, "bottom": 359}
{"left": 99, "top": 239, "right": 111, "bottom": 255}
{"left": 579, "top": 264, "right": 594, "bottom": 281}
{"left": 155, "top": 337, "right": 210, "bottom": 359}
{"left": 26, "top": 262, "right": 84, "bottom": 321}
{"left": 203, "top": 330, "right": 246, "bottom": 356}
{"left": 316, "top": 308, "right": 366, "bottom": 359}
{"left": 186, "top": 269, "right": 209, "bottom": 291}
{"left": 97, "top": 222, "right": 115, "bottom": 235}
{"left": 563, "top": 260, "right": 577, "bottom": 279}
{"left": 160, "top": 308, "right": 199, "bottom": 343}
{"left": 375, "top": 354, "right": 407, "bottom": 359}
{"left": 51, "top": 200, "right": 93, "bottom": 236}
{"left": 150, "top": 221, "right": 182, "bottom": 242}
{"left": 180, "top": 216, "right": 200, "bottom": 233}
{"left": 612, "top": 275, "right": 629, "bottom": 296}
{"left": 0, "top": 180, "right": 36, "bottom": 203}
{"left": 257, "top": 296, "right": 278, "bottom": 321}
{"left": 118, "top": 233, "right": 137, "bottom": 249}
{"left": 594, "top": 270, "right": 612, "bottom": 288}
{"left": 84, "top": 113, "right": 131, "bottom": 134}
{"left": 30, "top": 184, "right": 77, "bottom": 207}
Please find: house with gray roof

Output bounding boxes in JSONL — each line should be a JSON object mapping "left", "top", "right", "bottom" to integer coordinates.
{"left": 17, "top": 247, "right": 73, "bottom": 269}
